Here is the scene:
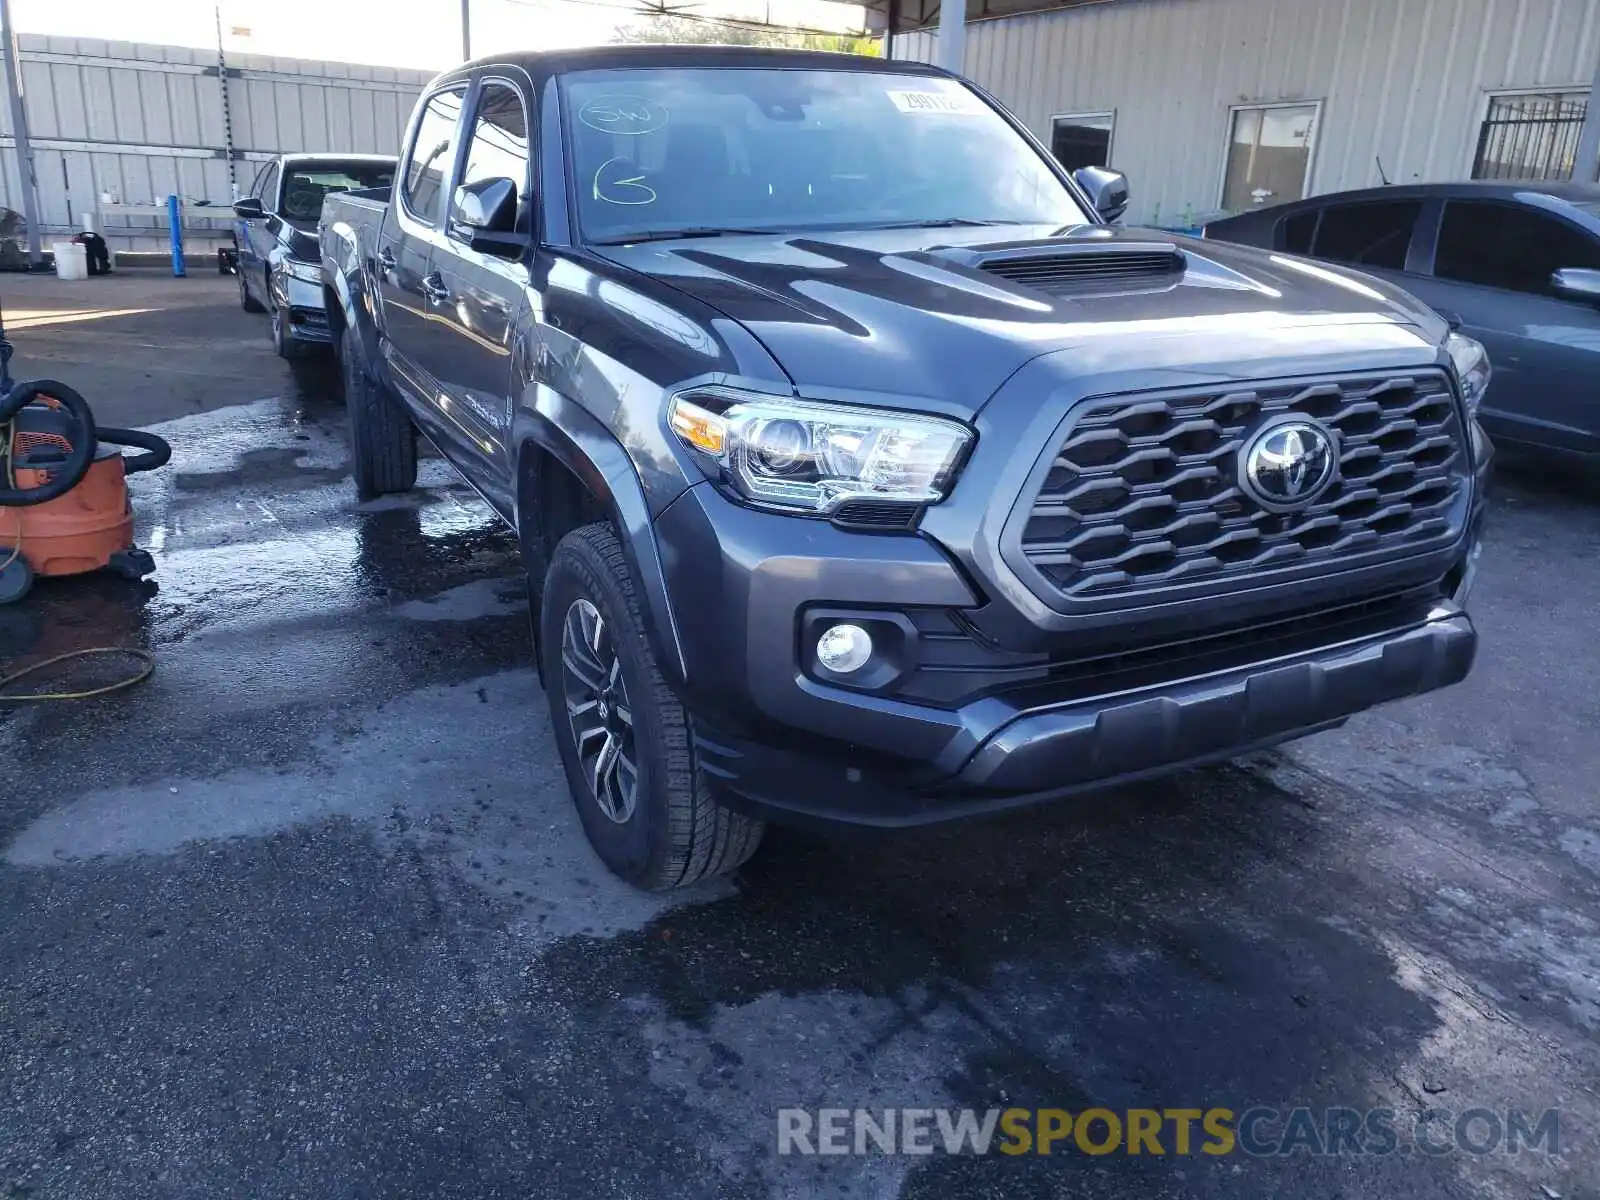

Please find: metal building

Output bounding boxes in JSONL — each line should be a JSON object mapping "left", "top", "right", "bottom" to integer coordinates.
{"left": 0, "top": 34, "right": 430, "bottom": 254}
{"left": 891, "top": 0, "right": 1600, "bottom": 228}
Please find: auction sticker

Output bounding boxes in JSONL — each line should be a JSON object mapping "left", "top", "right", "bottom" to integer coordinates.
{"left": 887, "top": 89, "right": 982, "bottom": 115}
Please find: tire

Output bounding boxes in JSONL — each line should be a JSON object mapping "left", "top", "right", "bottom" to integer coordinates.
{"left": 342, "top": 324, "right": 417, "bottom": 498}
{"left": 239, "top": 268, "right": 265, "bottom": 313}
{"left": 270, "top": 302, "right": 302, "bottom": 359}
{"left": 541, "top": 523, "right": 764, "bottom": 890}
{"left": 0, "top": 552, "right": 34, "bottom": 605}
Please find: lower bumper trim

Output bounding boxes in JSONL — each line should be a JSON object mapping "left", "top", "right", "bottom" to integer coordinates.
{"left": 698, "top": 609, "right": 1476, "bottom": 829}
{"left": 959, "top": 609, "right": 1474, "bottom": 792}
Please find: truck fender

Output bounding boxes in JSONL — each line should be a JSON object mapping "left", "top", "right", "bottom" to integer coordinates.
{"left": 323, "top": 223, "right": 384, "bottom": 370}
{"left": 512, "top": 391, "right": 689, "bottom": 690}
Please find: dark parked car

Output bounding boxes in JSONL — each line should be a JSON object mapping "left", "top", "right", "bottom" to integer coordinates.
{"left": 233, "top": 154, "right": 397, "bottom": 358}
{"left": 321, "top": 46, "right": 1490, "bottom": 890}
{"left": 1205, "top": 181, "right": 1600, "bottom": 466}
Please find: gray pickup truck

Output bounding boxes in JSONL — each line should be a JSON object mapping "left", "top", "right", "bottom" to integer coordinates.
{"left": 321, "top": 46, "right": 1491, "bottom": 891}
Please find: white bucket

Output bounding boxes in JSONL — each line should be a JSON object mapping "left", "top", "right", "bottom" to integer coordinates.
{"left": 52, "top": 240, "right": 88, "bottom": 281}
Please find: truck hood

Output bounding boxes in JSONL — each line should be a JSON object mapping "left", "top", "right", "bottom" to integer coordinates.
{"left": 598, "top": 225, "right": 1450, "bottom": 414}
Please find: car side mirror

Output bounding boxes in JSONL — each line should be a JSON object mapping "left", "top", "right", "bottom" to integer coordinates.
{"left": 1551, "top": 267, "right": 1600, "bottom": 302}
{"left": 232, "top": 197, "right": 265, "bottom": 220}
{"left": 1072, "top": 166, "right": 1130, "bottom": 224}
{"left": 449, "top": 177, "right": 526, "bottom": 257}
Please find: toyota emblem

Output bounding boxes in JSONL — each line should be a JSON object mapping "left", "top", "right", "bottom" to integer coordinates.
{"left": 1240, "top": 418, "right": 1338, "bottom": 511}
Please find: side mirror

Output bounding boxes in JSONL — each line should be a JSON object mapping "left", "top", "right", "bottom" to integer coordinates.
{"left": 1551, "top": 267, "right": 1600, "bottom": 302}
{"left": 449, "top": 177, "right": 526, "bottom": 257}
{"left": 1073, "top": 165, "right": 1130, "bottom": 224}
{"left": 233, "top": 197, "right": 265, "bottom": 220}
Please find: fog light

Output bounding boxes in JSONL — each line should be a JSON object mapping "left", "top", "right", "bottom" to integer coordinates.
{"left": 816, "top": 623, "right": 874, "bottom": 674}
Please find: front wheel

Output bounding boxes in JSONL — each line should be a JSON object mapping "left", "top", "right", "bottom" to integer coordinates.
{"left": 270, "top": 301, "right": 306, "bottom": 360}
{"left": 541, "top": 523, "right": 764, "bottom": 890}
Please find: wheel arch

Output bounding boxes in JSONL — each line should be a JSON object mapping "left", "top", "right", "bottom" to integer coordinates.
{"left": 513, "top": 394, "right": 688, "bottom": 690}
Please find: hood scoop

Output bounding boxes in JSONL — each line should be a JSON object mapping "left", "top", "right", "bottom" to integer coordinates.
{"left": 932, "top": 236, "right": 1186, "bottom": 294}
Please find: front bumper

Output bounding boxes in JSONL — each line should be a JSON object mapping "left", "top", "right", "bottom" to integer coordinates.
{"left": 653, "top": 480, "right": 1484, "bottom": 829}
{"left": 272, "top": 269, "right": 333, "bottom": 343}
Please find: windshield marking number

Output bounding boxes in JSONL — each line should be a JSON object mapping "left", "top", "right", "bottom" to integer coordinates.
{"left": 594, "top": 157, "right": 657, "bottom": 206}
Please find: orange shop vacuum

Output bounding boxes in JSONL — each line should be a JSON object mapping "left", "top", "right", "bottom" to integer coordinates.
{"left": 0, "top": 306, "right": 171, "bottom": 605}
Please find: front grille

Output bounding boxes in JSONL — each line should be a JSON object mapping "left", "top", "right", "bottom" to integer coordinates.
{"left": 1016, "top": 372, "right": 1470, "bottom": 603}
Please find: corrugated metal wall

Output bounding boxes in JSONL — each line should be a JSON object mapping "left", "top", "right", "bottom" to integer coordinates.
{"left": 896, "top": 0, "right": 1600, "bottom": 226}
{"left": 0, "top": 35, "right": 431, "bottom": 251}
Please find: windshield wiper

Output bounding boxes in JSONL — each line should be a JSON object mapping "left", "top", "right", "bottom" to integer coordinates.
{"left": 590, "top": 227, "right": 774, "bottom": 246}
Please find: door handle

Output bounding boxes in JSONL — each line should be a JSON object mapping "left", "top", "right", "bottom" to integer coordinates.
{"left": 422, "top": 274, "right": 450, "bottom": 305}
{"left": 377, "top": 247, "right": 397, "bottom": 273}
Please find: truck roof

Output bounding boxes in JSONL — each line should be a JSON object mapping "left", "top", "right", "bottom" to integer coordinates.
{"left": 279, "top": 152, "right": 398, "bottom": 167}
{"left": 437, "top": 43, "right": 950, "bottom": 86}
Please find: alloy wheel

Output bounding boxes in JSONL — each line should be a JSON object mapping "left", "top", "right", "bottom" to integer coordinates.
{"left": 560, "top": 597, "right": 638, "bottom": 824}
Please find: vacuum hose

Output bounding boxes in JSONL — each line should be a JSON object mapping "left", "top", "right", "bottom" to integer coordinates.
{"left": 0, "top": 379, "right": 98, "bottom": 506}
{"left": 97, "top": 427, "right": 173, "bottom": 475}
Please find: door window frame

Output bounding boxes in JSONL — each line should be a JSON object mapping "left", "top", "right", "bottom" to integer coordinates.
{"left": 398, "top": 83, "right": 471, "bottom": 234}
{"left": 1217, "top": 99, "right": 1323, "bottom": 212}
{"left": 258, "top": 162, "right": 281, "bottom": 212}
{"left": 1047, "top": 110, "right": 1116, "bottom": 171}
{"left": 452, "top": 74, "right": 537, "bottom": 248}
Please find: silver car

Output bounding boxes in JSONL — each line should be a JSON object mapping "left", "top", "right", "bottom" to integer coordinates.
{"left": 233, "top": 154, "right": 397, "bottom": 358}
{"left": 1205, "top": 181, "right": 1600, "bottom": 468}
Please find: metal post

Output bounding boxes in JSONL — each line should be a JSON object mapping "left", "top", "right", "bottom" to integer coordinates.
{"left": 167, "top": 194, "right": 186, "bottom": 277}
{"left": 936, "top": 0, "right": 966, "bottom": 75}
{"left": 0, "top": 0, "right": 42, "bottom": 266}
{"left": 882, "top": 0, "right": 898, "bottom": 60}
{"left": 461, "top": 0, "right": 471, "bottom": 61}
{"left": 1574, "top": 48, "right": 1600, "bottom": 182}
{"left": 215, "top": 6, "right": 237, "bottom": 195}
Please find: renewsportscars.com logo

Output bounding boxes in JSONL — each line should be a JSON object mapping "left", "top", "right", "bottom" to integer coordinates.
{"left": 776, "top": 1107, "right": 1562, "bottom": 1158}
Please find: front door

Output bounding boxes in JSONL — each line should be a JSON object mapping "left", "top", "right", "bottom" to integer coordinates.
{"left": 237, "top": 161, "right": 279, "bottom": 303}
{"left": 420, "top": 79, "right": 534, "bottom": 513}
{"left": 380, "top": 87, "right": 467, "bottom": 419}
{"left": 1409, "top": 199, "right": 1600, "bottom": 456}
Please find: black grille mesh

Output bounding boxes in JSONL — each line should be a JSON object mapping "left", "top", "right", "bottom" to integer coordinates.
{"left": 1018, "top": 373, "right": 1470, "bottom": 601}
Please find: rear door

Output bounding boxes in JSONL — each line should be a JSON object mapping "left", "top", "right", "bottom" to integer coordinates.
{"left": 381, "top": 86, "right": 468, "bottom": 418}
{"left": 421, "top": 77, "right": 534, "bottom": 511}
{"left": 1403, "top": 198, "right": 1600, "bottom": 456}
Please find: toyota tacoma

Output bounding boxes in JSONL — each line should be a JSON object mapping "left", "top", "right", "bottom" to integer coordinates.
{"left": 320, "top": 46, "right": 1491, "bottom": 889}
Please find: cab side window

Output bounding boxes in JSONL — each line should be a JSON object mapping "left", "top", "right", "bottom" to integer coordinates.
{"left": 402, "top": 88, "right": 467, "bottom": 225}
{"left": 458, "top": 82, "right": 533, "bottom": 234}
{"left": 1310, "top": 200, "right": 1421, "bottom": 271}
{"left": 1279, "top": 210, "right": 1318, "bottom": 254}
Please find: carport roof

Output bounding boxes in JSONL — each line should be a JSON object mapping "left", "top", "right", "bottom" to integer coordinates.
{"left": 869, "top": 0, "right": 1119, "bottom": 35}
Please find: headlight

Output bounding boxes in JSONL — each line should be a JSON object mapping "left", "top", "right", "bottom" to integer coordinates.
{"left": 1445, "top": 332, "right": 1490, "bottom": 416}
{"left": 667, "top": 387, "right": 972, "bottom": 515}
{"left": 281, "top": 258, "right": 321, "bottom": 284}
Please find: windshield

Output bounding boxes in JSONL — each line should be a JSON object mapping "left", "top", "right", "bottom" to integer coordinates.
{"left": 563, "top": 67, "right": 1091, "bottom": 242}
{"left": 281, "top": 162, "right": 395, "bottom": 221}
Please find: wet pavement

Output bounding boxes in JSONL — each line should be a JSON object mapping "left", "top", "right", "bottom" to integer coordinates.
{"left": 3, "top": 280, "right": 1600, "bottom": 1199}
